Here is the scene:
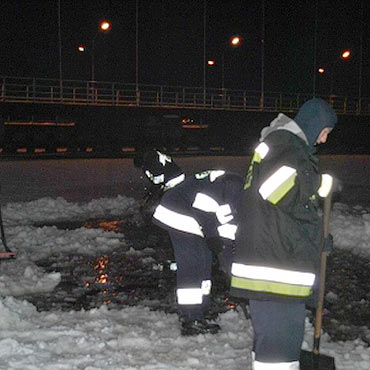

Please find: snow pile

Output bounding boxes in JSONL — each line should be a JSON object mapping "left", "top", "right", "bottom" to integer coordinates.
{"left": 3, "top": 195, "right": 138, "bottom": 226}
{"left": 0, "top": 257, "right": 60, "bottom": 297}
{"left": 7, "top": 225, "right": 125, "bottom": 260}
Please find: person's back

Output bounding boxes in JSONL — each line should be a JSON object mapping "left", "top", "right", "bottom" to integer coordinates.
{"left": 153, "top": 169, "right": 243, "bottom": 241}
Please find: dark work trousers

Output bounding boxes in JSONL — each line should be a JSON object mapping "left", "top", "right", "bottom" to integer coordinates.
{"left": 249, "top": 300, "right": 306, "bottom": 363}
{"left": 168, "top": 229, "right": 213, "bottom": 321}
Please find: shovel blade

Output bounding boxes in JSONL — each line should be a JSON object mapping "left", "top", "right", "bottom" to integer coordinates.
{"left": 300, "top": 350, "right": 335, "bottom": 370}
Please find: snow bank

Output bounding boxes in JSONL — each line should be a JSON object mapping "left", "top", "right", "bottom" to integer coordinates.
{"left": 3, "top": 195, "right": 138, "bottom": 226}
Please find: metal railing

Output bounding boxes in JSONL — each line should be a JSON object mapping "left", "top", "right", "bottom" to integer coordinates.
{"left": 1, "top": 76, "right": 369, "bottom": 115}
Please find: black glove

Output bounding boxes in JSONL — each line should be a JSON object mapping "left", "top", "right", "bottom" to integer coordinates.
{"left": 206, "top": 237, "right": 224, "bottom": 255}
{"left": 322, "top": 233, "right": 334, "bottom": 254}
{"left": 140, "top": 186, "right": 163, "bottom": 213}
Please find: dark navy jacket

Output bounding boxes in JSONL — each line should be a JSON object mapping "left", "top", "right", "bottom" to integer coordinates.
{"left": 152, "top": 170, "right": 243, "bottom": 242}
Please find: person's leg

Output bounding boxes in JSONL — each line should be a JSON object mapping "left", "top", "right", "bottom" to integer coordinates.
{"left": 169, "top": 230, "right": 218, "bottom": 335}
{"left": 169, "top": 230, "right": 212, "bottom": 319}
{"left": 249, "top": 300, "right": 305, "bottom": 369}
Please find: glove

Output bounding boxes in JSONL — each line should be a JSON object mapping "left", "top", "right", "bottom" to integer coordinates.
{"left": 139, "top": 186, "right": 163, "bottom": 213}
{"left": 322, "top": 233, "right": 334, "bottom": 254}
{"left": 206, "top": 237, "right": 224, "bottom": 255}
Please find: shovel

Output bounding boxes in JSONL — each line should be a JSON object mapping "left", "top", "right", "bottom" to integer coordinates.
{"left": 300, "top": 188, "right": 335, "bottom": 369}
{"left": 0, "top": 187, "right": 15, "bottom": 259}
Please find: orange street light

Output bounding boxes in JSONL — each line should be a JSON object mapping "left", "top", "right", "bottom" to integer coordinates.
{"left": 99, "top": 20, "right": 112, "bottom": 32}
{"left": 330, "top": 50, "right": 351, "bottom": 94}
{"left": 230, "top": 35, "right": 242, "bottom": 47}
{"left": 341, "top": 49, "right": 351, "bottom": 59}
{"left": 91, "top": 21, "right": 112, "bottom": 81}
{"left": 223, "top": 35, "right": 243, "bottom": 88}
{"left": 318, "top": 67, "right": 325, "bottom": 74}
{"left": 206, "top": 35, "right": 243, "bottom": 89}
{"left": 316, "top": 48, "right": 354, "bottom": 95}
{"left": 77, "top": 21, "right": 112, "bottom": 82}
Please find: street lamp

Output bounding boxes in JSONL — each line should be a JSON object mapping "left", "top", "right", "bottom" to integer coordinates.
{"left": 77, "top": 20, "right": 112, "bottom": 81}
{"left": 207, "top": 35, "right": 243, "bottom": 89}
{"left": 221, "top": 35, "right": 242, "bottom": 89}
{"left": 99, "top": 20, "right": 112, "bottom": 32}
{"left": 317, "top": 49, "right": 352, "bottom": 95}
{"left": 317, "top": 67, "right": 325, "bottom": 75}
{"left": 229, "top": 35, "right": 242, "bottom": 48}
{"left": 341, "top": 49, "right": 351, "bottom": 59}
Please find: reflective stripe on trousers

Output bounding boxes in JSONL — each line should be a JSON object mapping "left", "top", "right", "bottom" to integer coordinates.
{"left": 253, "top": 361, "right": 299, "bottom": 369}
{"left": 253, "top": 354, "right": 299, "bottom": 369}
{"left": 177, "top": 280, "right": 211, "bottom": 305}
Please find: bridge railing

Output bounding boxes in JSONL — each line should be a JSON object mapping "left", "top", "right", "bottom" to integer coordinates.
{"left": 1, "top": 76, "right": 369, "bottom": 115}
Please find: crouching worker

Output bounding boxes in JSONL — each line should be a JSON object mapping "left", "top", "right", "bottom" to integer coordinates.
{"left": 134, "top": 149, "right": 243, "bottom": 336}
{"left": 230, "top": 98, "right": 337, "bottom": 369}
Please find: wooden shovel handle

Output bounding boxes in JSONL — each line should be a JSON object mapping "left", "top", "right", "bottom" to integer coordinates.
{"left": 313, "top": 190, "right": 333, "bottom": 354}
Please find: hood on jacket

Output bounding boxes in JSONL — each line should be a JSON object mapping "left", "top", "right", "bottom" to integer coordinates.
{"left": 294, "top": 98, "right": 337, "bottom": 148}
{"left": 259, "top": 113, "right": 308, "bottom": 144}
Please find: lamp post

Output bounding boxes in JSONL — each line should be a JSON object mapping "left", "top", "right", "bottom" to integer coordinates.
{"left": 207, "top": 35, "right": 242, "bottom": 89}
{"left": 222, "top": 35, "right": 242, "bottom": 89}
{"left": 317, "top": 49, "right": 352, "bottom": 95}
{"left": 260, "top": 0, "right": 265, "bottom": 108}
{"left": 330, "top": 49, "right": 351, "bottom": 95}
{"left": 78, "top": 20, "right": 112, "bottom": 81}
{"left": 91, "top": 20, "right": 112, "bottom": 81}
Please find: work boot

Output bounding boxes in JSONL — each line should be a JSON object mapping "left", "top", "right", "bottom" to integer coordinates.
{"left": 203, "top": 310, "right": 219, "bottom": 322}
{"left": 181, "top": 319, "right": 220, "bottom": 336}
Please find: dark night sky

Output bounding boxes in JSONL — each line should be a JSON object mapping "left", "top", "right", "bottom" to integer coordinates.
{"left": 0, "top": 0, "right": 369, "bottom": 96}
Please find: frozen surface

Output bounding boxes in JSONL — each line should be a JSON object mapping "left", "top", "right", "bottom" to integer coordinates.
{"left": 0, "top": 195, "right": 368, "bottom": 369}
{"left": 0, "top": 155, "right": 369, "bottom": 369}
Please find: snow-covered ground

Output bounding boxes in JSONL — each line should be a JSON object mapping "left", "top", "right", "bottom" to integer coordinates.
{"left": 0, "top": 156, "right": 369, "bottom": 369}
{"left": 0, "top": 197, "right": 369, "bottom": 369}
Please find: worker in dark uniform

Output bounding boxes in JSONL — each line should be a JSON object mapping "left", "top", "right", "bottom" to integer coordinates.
{"left": 134, "top": 149, "right": 243, "bottom": 336}
{"left": 230, "top": 98, "right": 337, "bottom": 369}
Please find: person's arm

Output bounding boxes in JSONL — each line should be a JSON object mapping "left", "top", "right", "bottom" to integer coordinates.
{"left": 139, "top": 184, "right": 164, "bottom": 216}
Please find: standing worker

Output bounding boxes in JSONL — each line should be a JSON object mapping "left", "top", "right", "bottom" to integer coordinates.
{"left": 135, "top": 149, "right": 243, "bottom": 336}
{"left": 230, "top": 98, "right": 337, "bottom": 369}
